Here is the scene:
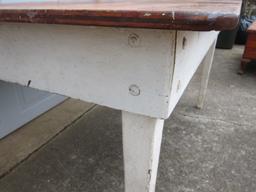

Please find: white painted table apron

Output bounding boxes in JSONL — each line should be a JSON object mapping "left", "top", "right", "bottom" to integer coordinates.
{"left": 0, "top": 23, "right": 218, "bottom": 192}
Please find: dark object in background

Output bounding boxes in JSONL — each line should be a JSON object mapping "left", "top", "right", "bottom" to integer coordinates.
{"left": 235, "top": 16, "right": 256, "bottom": 44}
{"left": 216, "top": 26, "right": 239, "bottom": 49}
{"left": 239, "top": 21, "right": 256, "bottom": 74}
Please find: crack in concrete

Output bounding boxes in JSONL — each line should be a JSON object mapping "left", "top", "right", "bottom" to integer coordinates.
{"left": 175, "top": 112, "right": 254, "bottom": 128}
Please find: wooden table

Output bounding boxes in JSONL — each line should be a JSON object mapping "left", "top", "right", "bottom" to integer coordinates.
{"left": 0, "top": 1, "right": 242, "bottom": 191}
{"left": 241, "top": 21, "right": 256, "bottom": 73}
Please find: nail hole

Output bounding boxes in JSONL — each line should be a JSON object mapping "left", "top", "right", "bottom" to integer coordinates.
{"left": 129, "top": 84, "right": 140, "bottom": 96}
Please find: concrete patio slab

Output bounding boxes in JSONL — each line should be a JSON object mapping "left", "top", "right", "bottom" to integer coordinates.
{"left": 0, "top": 99, "right": 95, "bottom": 178}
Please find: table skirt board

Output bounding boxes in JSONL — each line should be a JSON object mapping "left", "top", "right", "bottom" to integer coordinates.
{"left": 0, "top": 23, "right": 218, "bottom": 119}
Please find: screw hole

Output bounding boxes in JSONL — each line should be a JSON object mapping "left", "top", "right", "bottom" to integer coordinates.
{"left": 129, "top": 84, "right": 140, "bottom": 96}
{"left": 128, "top": 33, "right": 140, "bottom": 47}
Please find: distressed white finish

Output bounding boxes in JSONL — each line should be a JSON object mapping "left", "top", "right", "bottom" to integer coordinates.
{"left": 168, "top": 31, "right": 218, "bottom": 115}
{"left": 197, "top": 40, "right": 217, "bottom": 109}
{"left": 0, "top": 23, "right": 218, "bottom": 119}
{"left": 0, "top": 23, "right": 175, "bottom": 119}
{"left": 0, "top": 22, "right": 219, "bottom": 192}
{"left": 122, "top": 111, "right": 164, "bottom": 192}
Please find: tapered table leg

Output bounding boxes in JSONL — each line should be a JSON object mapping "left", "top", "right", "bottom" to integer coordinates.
{"left": 197, "top": 40, "right": 217, "bottom": 109}
{"left": 122, "top": 111, "right": 164, "bottom": 192}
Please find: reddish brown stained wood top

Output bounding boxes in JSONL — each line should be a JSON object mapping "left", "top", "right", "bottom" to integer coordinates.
{"left": 0, "top": 0, "right": 242, "bottom": 31}
{"left": 248, "top": 21, "right": 256, "bottom": 34}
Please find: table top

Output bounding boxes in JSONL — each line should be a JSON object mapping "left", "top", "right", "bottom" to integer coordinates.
{"left": 248, "top": 21, "right": 256, "bottom": 34}
{"left": 0, "top": 0, "right": 242, "bottom": 31}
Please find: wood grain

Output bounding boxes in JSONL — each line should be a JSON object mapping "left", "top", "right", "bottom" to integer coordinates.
{"left": 244, "top": 25, "right": 256, "bottom": 60}
{"left": 0, "top": 0, "right": 242, "bottom": 31}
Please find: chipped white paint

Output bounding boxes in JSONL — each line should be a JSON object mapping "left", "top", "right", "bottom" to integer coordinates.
{"left": 197, "top": 39, "right": 217, "bottom": 109}
{"left": 0, "top": 23, "right": 175, "bottom": 119}
{"left": 144, "top": 13, "right": 152, "bottom": 17}
{"left": 122, "top": 111, "right": 164, "bottom": 192}
{"left": 0, "top": 23, "right": 217, "bottom": 119}
{"left": 168, "top": 31, "right": 219, "bottom": 116}
{"left": 0, "top": 22, "right": 219, "bottom": 192}
{"left": 171, "top": 11, "right": 175, "bottom": 20}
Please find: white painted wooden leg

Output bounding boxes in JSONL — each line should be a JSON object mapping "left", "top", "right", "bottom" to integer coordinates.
{"left": 122, "top": 111, "right": 164, "bottom": 192}
{"left": 197, "top": 40, "right": 217, "bottom": 109}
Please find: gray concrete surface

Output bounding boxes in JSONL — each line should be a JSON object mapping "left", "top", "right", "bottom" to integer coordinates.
{"left": 0, "top": 46, "right": 256, "bottom": 192}
{"left": 0, "top": 99, "right": 95, "bottom": 178}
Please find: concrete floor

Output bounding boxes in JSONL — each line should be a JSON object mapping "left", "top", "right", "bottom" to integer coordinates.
{"left": 0, "top": 46, "right": 256, "bottom": 192}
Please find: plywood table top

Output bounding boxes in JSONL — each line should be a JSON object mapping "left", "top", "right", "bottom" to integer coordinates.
{"left": 0, "top": 0, "right": 242, "bottom": 31}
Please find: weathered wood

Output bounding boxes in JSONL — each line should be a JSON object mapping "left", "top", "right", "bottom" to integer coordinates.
{"left": 0, "top": 0, "right": 242, "bottom": 31}
{"left": 240, "top": 21, "right": 256, "bottom": 73}
{"left": 0, "top": 23, "right": 176, "bottom": 119}
{"left": 197, "top": 39, "right": 217, "bottom": 109}
{"left": 168, "top": 31, "right": 218, "bottom": 115}
{"left": 122, "top": 111, "right": 164, "bottom": 192}
{"left": 243, "top": 34, "right": 256, "bottom": 59}
{"left": 0, "top": 3, "right": 241, "bottom": 191}
{"left": 0, "top": 23, "right": 219, "bottom": 119}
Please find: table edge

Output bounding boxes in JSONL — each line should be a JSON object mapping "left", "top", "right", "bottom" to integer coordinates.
{"left": 0, "top": 9, "right": 240, "bottom": 31}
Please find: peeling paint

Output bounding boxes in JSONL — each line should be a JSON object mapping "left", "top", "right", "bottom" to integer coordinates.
{"left": 27, "top": 11, "right": 37, "bottom": 20}
{"left": 172, "top": 11, "right": 176, "bottom": 20}
{"left": 147, "top": 169, "right": 152, "bottom": 191}
{"left": 144, "top": 13, "right": 151, "bottom": 17}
